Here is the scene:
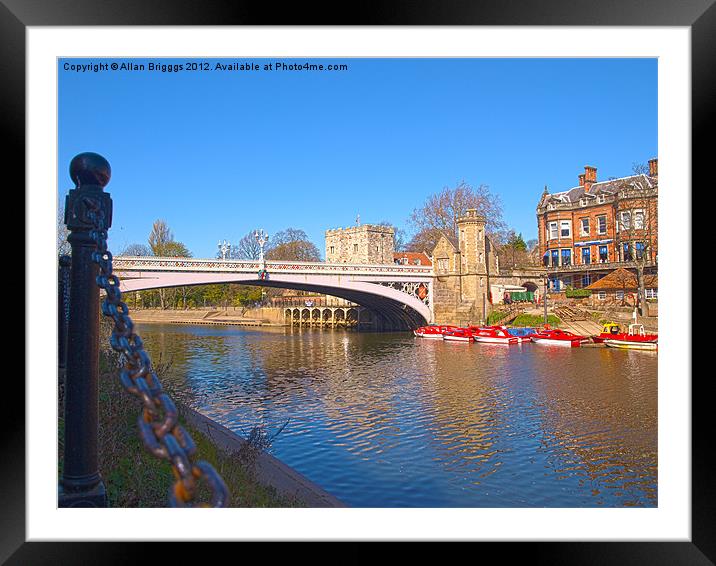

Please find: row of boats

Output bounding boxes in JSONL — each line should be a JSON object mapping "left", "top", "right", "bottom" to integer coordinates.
{"left": 413, "top": 322, "right": 658, "bottom": 350}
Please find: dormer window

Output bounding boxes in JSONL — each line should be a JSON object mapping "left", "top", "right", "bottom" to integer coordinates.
{"left": 580, "top": 198, "right": 588, "bottom": 207}
{"left": 597, "top": 194, "right": 606, "bottom": 204}
{"left": 548, "top": 203, "right": 555, "bottom": 210}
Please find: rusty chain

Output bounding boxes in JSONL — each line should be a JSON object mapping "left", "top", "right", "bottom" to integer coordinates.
{"left": 84, "top": 197, "right": 229, "bottom": 507}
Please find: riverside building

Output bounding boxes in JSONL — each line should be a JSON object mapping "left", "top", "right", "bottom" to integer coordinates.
{"left": 536, "top": 159, "right": 658, "bottom": 291}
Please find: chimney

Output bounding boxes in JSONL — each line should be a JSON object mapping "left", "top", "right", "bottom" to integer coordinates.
{"left": 584, "top": 165, "right": 597, "bottom": 190}
{"left": 578, "top": 174, "right": 585, "bottom": 187}
{"left": 648, "top": 158, "right": 658, "bottom": 177}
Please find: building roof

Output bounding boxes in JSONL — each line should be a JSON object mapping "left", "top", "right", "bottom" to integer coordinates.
{"left": 541, "top": 174, "right": 657, "bottom": 207}
{"left": 393, "top": 251, "right": 432, "bottom": 266}
{"left": 585, "top": 268, "right": 658, "bottom": 291}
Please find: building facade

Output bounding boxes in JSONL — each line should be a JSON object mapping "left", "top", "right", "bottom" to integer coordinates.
{"left": 325, "top": 224, "right": 395, "bottom": 264}
{"left": 536, "top": 159, "right": 658, "bottom": 291}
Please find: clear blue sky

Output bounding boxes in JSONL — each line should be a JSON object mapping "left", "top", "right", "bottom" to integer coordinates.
{"left": 58, "top": 58, "right": 657, "bottom": 258}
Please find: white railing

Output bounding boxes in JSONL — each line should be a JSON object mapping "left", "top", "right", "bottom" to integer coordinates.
{"left": 114, "top": 256, "right": 434, "bottom": 276}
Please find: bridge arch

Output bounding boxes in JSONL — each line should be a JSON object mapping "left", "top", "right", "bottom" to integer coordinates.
{"left": 115, "top": 264, "right": 431, "bottom": 330}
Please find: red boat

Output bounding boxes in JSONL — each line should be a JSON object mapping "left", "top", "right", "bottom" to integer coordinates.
{"left": 487, "top": 325, "right": 531, "bottom": 343}
{"left": 603, "top": 323, "right": 658, "bottom": 351}
{"left": 414, "top": 325, "right": 458, "bottom": 339}
{"left": 468, "top": 326, "right": 519, "bottom": 345}
{"left": 592, "top": 322, "right": 658, "bottom": 348}
{"left": 530, "top": 327, "right": 588, "bottom": 348}
{"left": 442, "top": 327, "right": 475, "bottom": 342}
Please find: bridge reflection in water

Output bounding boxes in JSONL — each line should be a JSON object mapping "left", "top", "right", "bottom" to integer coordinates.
{"left": 139, "top": 323, "right": 658, "bottom": 508}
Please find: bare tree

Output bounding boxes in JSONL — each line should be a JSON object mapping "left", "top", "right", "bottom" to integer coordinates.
{"left": 120, "top": 243, "right": 152, "bottom": 256}
{"left": 631, "top": 162, "right": 650, "bottom": 175}
{"left": 147, "top": 219, "right": 191, "bottom": 309}
{"left": 408, "top": 180, "right": 507, "bottom": 253}
{"left": 230, "top": 230, "right": 262, "bottom": 260}
{"left": 148, "top": 219, "right": 174, "bottom": 256}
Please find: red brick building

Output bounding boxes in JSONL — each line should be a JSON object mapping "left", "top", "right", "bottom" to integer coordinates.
{"left": 536, "top": 159, "right": 658, "bottom": 291}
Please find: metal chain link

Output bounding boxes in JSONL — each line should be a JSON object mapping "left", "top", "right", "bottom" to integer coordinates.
{"left": 84, "top": 196, "right": 229, "bottom": 507}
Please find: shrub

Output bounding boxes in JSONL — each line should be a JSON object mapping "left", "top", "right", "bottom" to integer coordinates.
{"left": 566, "top": 288, "right": 592, "bottom": 298}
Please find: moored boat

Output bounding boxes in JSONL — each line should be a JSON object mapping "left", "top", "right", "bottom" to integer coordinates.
{"left": 603, "top": 324, "right": 658, "bottom": 350}
{"left": 442, "top": 327, "right": 475, "bottom": 342}
{"left": 468, "top": 326, "right": 519, "bottom": 345}
{"left": 530, "top": 328, "right": 588, "bottom": 347}
{"left": 414, "top": 324, "right": 458, "bottom": 339}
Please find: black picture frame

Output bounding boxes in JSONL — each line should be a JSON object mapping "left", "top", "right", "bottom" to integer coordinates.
{"left": 7, "top": 0, "right": 706, "bottom": 561}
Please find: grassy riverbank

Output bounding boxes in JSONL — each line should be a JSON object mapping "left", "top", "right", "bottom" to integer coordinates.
{"left": 58, "top": 320, "right": 296, "bottom": 507}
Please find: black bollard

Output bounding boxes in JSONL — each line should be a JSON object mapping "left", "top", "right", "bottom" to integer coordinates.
{"left": 58, "top": 153, "right": 112, "bottom": 508}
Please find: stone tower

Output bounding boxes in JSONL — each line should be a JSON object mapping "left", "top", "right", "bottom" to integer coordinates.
{"left": 431, "top": 209, "right": 497, "bottom": 325}
{"left": 325, "top": 224, "right": 395, "bottom": 264}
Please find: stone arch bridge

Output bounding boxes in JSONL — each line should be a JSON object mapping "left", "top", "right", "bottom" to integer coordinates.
{"left": 114, "top": 256, "right": 433, "bottom": 331}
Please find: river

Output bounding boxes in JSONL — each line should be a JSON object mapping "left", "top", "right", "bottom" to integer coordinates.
{"left": 138, "top": 323, "right": 658, "bottom": 508}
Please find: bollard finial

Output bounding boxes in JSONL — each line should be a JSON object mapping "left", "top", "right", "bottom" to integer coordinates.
{"left": 70, "top": 152, "right": 111, "bottom": 189}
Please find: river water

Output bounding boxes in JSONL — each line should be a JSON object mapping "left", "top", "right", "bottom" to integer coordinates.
{"left": 139, "top": 323, "right": 658, "bottom": 508}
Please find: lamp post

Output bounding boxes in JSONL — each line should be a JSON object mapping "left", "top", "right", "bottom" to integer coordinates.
{"left": 255, "top": 229, "right": 269, "bottom": 266}
{"left": 218, "top": 239, "right": 231, "bottom": 260}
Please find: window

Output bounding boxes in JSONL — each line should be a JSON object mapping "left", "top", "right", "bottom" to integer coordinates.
{"left": 437, "top": 258, "right": 449, "bottom": 272}
{"left": 645, "top": 288, "right": 657, "bottom": 299}
{"left": 582, "top": 274, "right": 591, "bottom": 287}
{"left": 353, "top": 244, "right": 358, "bottom": 253}
{"left": 620, "top": 211, "right": 631, "bottom": 231}
{"left": 634, "top": 210, "right": 645, "bottom": 229}
{"left": 622, "top": 243, "right": 632, "bottom": 261}
{"left": 560, "top": 221, "right": 571, "bottom": 238}
{"left": 401, "top": 257, "right": 408, "bottom": 265}
{"left": 581, "top": 247, "right": 591, "bottom": 265}
{"left": 597, "top": 194, "right": 606, "bottom": 204}
{"left": 597, "top": 291, "right": 606, "bottom": 300}
{"left": 478, "top": 229, "right": 483, "bottom": 240}
{"left": 580, "top": 198, "right": 587, "bottom": 207}
{"left": 635, "top": 241, "right": 645, "bottom": 260}
{"left": 330, "top": 246, "right": 335, "bottom": 254}
{"left": 616, "top": 290, "right": 624, "bottom": 300}
{"left": 549, "top": 222, "right": 558, "bottom": 240}
{"left": 561, "top": 249, "right": 572, "bottom": 266}
{"left": 479, "top": 252, "right": 484, "bottom": 264}
{"left": 413, "top": 259, "right": 420, "bottom": 265}
{"left": 597, "top": 215, "right": 607, "bottom": 235}
{"left": 599, "top": 245, "right": 608, "bottom": 263}
{"left": 580, "top": 218, "right": 590, "bottom": 236}
{"left": 548, "top": 203, "right": 555, "bottom": 210}
{"left": 551, "top": 249, "right": 559, "bottom": 267}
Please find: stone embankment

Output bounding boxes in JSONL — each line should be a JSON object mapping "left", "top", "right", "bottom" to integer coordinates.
{"left": 130, "top": 308, "right": 287, "bottom": 327}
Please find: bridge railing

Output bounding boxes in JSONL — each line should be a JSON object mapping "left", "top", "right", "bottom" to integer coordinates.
{"left": 59, "top": 152, "right": 228, "bottom": 508}
{"left": 114, "top": 255, "right": 434, "bottom": 276}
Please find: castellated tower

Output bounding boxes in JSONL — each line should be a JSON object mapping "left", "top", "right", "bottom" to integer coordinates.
{"left": 325, "top": 224, "right": 395, "bottom": 264}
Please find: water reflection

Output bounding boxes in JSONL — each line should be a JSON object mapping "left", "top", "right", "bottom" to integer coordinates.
{"left": 139, "top": 323, "right": 657, "bottom": 507}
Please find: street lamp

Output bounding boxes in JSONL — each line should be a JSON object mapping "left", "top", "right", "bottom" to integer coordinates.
{"left": 255, "top": 229, "right": 269, "bottom": 265}
{"left": 218, "top": 239, "right": 231, "bottom": 260}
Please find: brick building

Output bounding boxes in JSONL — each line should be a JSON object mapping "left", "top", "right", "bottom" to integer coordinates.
{"left": 536, "top": 159, "right": 658, "bottom": 291}
{"left": 325, "top": 224, "right": 395, "bottom": 264}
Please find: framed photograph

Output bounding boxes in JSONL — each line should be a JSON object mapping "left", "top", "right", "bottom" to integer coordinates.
{"left": 9, "top": 0, "right": 707, "bottom": 561}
